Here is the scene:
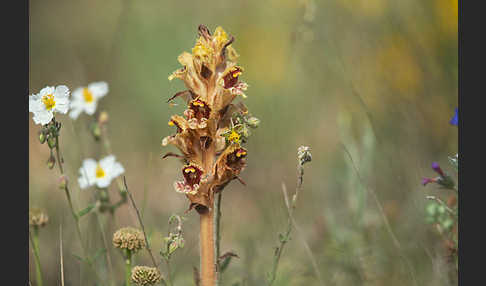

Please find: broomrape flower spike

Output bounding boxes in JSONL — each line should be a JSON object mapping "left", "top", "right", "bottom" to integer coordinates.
{"left": 78, "top": 155, "right": 125, "bottom": 189}
{"left": 69, "top": 82, "right": 109, "bottom": 119}
{"left": 163, "top": 25, "right": 257, "bottom": 286}
{"left": 163, "top": 25, "right": 256, "bottom": 209}
{"left": 29, "top": 85, "right": 70, "bottom": 125}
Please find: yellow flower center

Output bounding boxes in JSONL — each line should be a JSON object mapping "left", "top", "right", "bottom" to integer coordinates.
{"left": 184, "top": 167, "right": 196, "bottom": 173}
{"left": 83, "top": 88, "right": 94, "bottom": 103}
{"left": 41, "top": 94, "right": 56, "bottom": 110}
{"left": 95, "top": 164, "right": 105, "bottom": 178}
{"left": 228, "top": 131, "right": 240, "bottom": 143}
{"left": 236, "top": 150, "right": 247, "bottom": 157}
{"left": 168, "top": 120, "right": 175, "bottom": 126}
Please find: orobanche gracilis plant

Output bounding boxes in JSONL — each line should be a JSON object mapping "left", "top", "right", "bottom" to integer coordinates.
{"left": 162, "top": 25, "right": 259, "bottom": 285}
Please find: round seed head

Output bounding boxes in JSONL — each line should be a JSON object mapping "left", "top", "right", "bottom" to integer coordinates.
{"left": 131, "top": 266, "right": 162, "bottom": 285}
{"left": 29, "top": 208, "right": 49, "bottom": 228}
{"left": 112, "top": 227, "right": 146, "bottom": 252}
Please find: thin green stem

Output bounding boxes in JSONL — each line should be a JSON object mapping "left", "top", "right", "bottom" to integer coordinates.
{"left": 165, "top": 260, "right": 173, "bottom": 286}
{"left": 125, "top": 251, "right": 132, "bottom": 286}
{"left": 30, "top": 227, "right": 43, "bottom": 286}
{"left": 52, "top": 123, "right": 104, "bottom": 285}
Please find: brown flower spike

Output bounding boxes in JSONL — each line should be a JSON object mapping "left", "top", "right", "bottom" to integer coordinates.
{"left": 162, "top": 25, "right": 258, "bottom": 286}
{"left": 163, "top": 25, "right": 257, "bottom": 210}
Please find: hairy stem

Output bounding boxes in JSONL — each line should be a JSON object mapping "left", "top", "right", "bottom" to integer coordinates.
{"left": 30, "top": 227, "right": 43, "bottom": 286}
{"left": 200, "top": 208, "right": 216, "bottom": 286}
{"left": 214, "top": 192, "right": 222, "bottom": 285}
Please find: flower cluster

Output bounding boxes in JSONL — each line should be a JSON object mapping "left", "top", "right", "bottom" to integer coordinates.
{"left": 112, "top": 227, "right": 146, "bottom": 253}
{"left": 421, "top": 107, "right": 458, "bottom": 271}
{"left": 29, "top": 208, "right": 49, "bottom": 228}
{"left": 162, "top": 25, "right": 259, "bottom": 211}
{"left": 131, "top": 266, "right": 162, "bottom": 286}
{"left": 29, "top": 81, "right": 109, "bottom": 126}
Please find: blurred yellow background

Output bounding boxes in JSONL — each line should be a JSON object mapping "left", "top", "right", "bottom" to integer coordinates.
{"left": 29, "top": 0, "right": 458, "bottom": 285}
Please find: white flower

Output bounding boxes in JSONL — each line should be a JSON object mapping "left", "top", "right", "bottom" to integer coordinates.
{"left": 69, "top": 81, "right": 109, "bottom": 119}
{"left": 78, "top": 155, "right": 125, "bottom": 189}
{"left": 29, "top": 85, "right": 70, "bottom": 125}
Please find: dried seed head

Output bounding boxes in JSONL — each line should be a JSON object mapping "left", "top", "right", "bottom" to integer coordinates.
{"left": 112, "top": 227, "right": 146, "bottom": 252}
{"left": 297, "top": 146, "right": 312, "bottom": 165}
{"left": 131, "top": 266, "right": 162, "bottom": 286}
{"left": 29, "top": 208, "right": 49, "bottom": 228}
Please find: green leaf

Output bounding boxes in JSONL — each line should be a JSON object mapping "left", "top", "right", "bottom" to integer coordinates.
{"left": 93, "top": 248, "right": 107, "bottom": 261}
{"left": 77, "top": 204, "right": 96, "bottom": 218}
{"left": 72, "top": 253, "right": 86, "bottom": 263}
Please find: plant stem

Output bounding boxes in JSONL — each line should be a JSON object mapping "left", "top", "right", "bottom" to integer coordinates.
{"left": 125, "top": 251, "right": 132, "bottom": 286}
{"left": 30, "top": 227, "right": 43, "bottom": 286}
{"left": 165, "top": 260, "right": 173, "bottom": 286}
{"left": 52, "top": 125, "right": 104, "bottom": 285}
{"left": 200, "top": 207, "right": 216, "bottom": 286}
{"left": 214, "top": 192, "right": 222, "bottom": 285}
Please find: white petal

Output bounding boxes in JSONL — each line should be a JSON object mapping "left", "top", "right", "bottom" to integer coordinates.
{"left": 54, "top": 97, "right": 70, "bottom": 114}
{"left": 99, "top": 155, "right": 116, "bottom": 170}
{"left": 29, "top": 94, "right": 42, "bottom": 113}
{"left": 54, "top": 85, "right": 70, "bottom": 99}
{"left": 79, "top": 159, "right": 97, "bottom": 187}
{"left": 84, "top": 101, "right": 97, "bottom": 115}
{"left": 96, "top": 176, "right": 112, "bottom": 188}
{"left": 110, "top": 162, "right": 125, "bottom": 179}
{"left": 71, "top": 88, "right": 85, "bottom": 101}
{"left": 69, "top": 105, "right": 83, "bottom": 119}
{"left": 32, "top": 110, "right": 53, "bottom": 125}
{"left": 88, "top": 82, "right": 109, "bottom": 98}
{"left": 39, "top": 86, "right": 55, "bottom": 97}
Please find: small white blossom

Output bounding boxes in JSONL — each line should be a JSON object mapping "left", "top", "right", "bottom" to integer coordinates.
{"left": 29, "top": 85, "right": 70, "bottom": 125}
{"left": 78, "top": 155, "right": 124, "bottom": 189}
{"left": 69, "top": 81, "right": 109, "bottom": 119}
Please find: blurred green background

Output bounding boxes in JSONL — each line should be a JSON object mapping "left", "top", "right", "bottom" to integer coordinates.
{"left": 29, "top": 0, "right": 458, "bottom": 285}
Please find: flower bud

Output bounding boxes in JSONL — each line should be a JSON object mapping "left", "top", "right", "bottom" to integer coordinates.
{"left": 90, "top": 122, "right": 101, "bottom": 141}
{"left": 38, "top": 132, "right": 47, "bottom": 144}
{"left": 246, "top": 116, "right": 260, "bottom": 128}
{"left": 29, "top": 208, "right": 49, "bottom": 228}
{"left": 297, "top": 146, "right": 312, "bottom": 165}
{"left": 59, "top": 175, "right": 68, "bottom": 189}
{"left": 47, "top": 136, "right": 57, "bottom": 149}
{"left": 47, "top": 153, "right": 56, "bottom": 169}
{"left": 98, "top": 111, "right": 109, "bottom": 125}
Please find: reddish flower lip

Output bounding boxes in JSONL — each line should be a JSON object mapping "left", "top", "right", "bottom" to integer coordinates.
{"left": 189, "top": 99, "right": 211, "bottom": 120}
{"left": 227, "top": 148, "right": 247, "bottom": 165}
{"left": 223, "top": 67, "right": 243, "bottom": 89}
{"left": 182, "top": 165, "right": 203, "bottom": 186}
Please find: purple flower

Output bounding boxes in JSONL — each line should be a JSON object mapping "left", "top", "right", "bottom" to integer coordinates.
{"left": 449, "top": 108, "right": 458, "bottom": 126}
{"left": 422, "top": 177, "right": 437, "bottom": 186}
{"left": 431, "top": 162, "right": 445, "bottom": 177}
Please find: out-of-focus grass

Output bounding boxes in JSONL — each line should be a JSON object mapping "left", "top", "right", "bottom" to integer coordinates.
{"left": 29, "top": 0, "right": 457, "bottom": 285}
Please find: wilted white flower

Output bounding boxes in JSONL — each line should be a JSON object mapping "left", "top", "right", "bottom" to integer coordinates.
{"left": 29, "top": 85, "right": 70, "bottom": 125}
{"left": 69, "top": 82, "right": 108, "bottom": 119}
{"left": 78, "top": 155, "right": 124, "bottom": 189}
